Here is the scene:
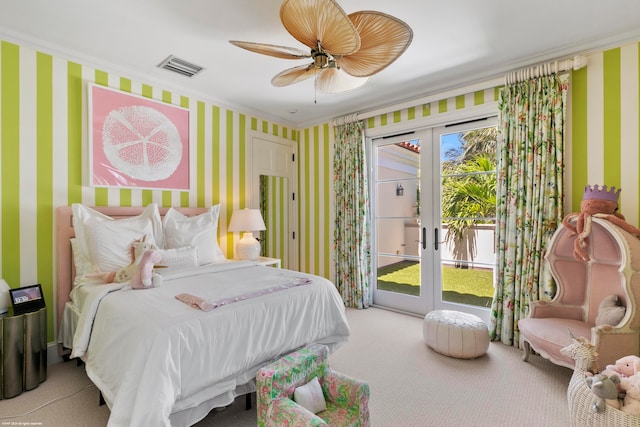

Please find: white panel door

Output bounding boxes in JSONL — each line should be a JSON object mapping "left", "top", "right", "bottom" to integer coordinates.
{"left": 251, "top": 133, "right": 298, "bottom": 270}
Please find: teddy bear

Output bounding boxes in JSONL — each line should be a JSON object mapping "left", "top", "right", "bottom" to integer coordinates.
{"left": 586, "top": 373, "right": 622, "bottom": 411}
{"left": 620, "top": 374, "right": 640, "bottom": 415}
{"left": 599, "top": 355, "right": 640, "bottom": 398}
{"left": 602, "top": 355, "right": 640, "bottom": 379}
{"left": 562, "top": 184, "right": 640, "bottom": 262}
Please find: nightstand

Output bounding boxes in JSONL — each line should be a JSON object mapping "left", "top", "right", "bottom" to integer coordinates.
{"left": 0, "top": 307, "right": 47, "bottom": 399}
{"left": 256, "top": 257, "right": 281, "bottom": 268}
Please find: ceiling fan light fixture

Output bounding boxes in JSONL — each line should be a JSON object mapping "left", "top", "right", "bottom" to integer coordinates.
{"left": 315, "top": 67, "right": 368, "bottom": 94}
{"left": 230, "top": 0, "right": 412, "bottom": 94}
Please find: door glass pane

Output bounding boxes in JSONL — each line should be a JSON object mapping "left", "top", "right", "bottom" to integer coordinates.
{"left": 439, "top": 127, "right": 497, "bottom": 308}
{"left": 375, "top": 141, "right": 420, "bottom": 297}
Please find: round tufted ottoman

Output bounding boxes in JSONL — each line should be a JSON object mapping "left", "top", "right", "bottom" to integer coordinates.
{"left": 423, "top": 310, "right": 489, "bottom": 359}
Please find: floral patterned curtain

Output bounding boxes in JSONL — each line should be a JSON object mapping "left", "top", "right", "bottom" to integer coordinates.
{"left": 334, "top": 121, "right": 371, "bottom": 309}
{"left": 489, "top": 74, "right": 569, "bottom": 346}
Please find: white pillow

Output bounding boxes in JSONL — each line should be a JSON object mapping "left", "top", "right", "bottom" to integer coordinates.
{"left": 156, "top": 246, "right": 199, "bottom": 274}
{"left": 162, "top": 205, "right": 226, "bottom": 265}
{"left": 72, "top": 203, "right": 163, "bottom": 272}
{"left": 293, "top": 377, "right": 327, "bottom": 414}
{"left": 87, "top": 225, "right": 155, "bottom": 272}
{"left": 596, "top": 294, "right": 626, "bottom": 326}
{"left": 70, "top": 238, "right": 93, "bottom": 284}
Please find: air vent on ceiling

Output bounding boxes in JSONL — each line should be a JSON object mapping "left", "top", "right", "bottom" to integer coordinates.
{"left": 157, "top": 55, "right": 204, "bottom": 77}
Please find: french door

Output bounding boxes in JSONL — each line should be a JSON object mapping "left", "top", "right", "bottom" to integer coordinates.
{"left": 371, "top": 129, "right": 431, "bottom": 315}
{"left": 371, "top": 118, "right": 497, "bottom": 323}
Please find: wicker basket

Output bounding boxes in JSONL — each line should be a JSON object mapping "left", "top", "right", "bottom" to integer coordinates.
{"left": 564, "top": 334, "right": 640, "bottom": 426}
{"left": 568, "top": 367, "right": 640, "bottom": 427}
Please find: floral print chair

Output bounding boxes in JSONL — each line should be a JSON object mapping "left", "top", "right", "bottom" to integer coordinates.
{"left": 256, "top": 343, "right": 370, "bottom": 426}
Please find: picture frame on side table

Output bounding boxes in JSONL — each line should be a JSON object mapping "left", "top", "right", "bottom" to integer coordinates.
{"left": 9, "top": 284, "right": 46, "bottom": 315}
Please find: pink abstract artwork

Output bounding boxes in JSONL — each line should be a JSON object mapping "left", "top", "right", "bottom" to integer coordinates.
{"left": 89, "top": 84, "right": 190, "bottom": 190}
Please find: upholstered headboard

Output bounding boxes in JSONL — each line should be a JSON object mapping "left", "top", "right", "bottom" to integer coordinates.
{"left": 55, "top": 205, "right": 210, "bottom": 337}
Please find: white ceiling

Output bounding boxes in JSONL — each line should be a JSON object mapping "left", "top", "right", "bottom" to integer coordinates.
{"left": 2, "top": 0, "right": 640, "bottom": 128}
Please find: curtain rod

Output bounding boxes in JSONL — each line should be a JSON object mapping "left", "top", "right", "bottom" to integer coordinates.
{"left": 505, "top": 55, "right": 588, "bottom": 85}
{"left": 330, "top": 55, "right": 589, "bottom": 126}
{"left": 330, "top": 113, "right": 360, "bottom": 127}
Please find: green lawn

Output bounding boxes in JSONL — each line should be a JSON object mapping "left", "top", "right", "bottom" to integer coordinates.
{"left": 377, "top": 260, "right": 494, "bottom": 307}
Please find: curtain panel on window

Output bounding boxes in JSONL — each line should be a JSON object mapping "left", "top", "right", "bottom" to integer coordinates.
{"left": 334, "top": 121, "right": 371, "bottom": 309}
{"left": 489, "top": 74, "right": 569, "bottom": 346}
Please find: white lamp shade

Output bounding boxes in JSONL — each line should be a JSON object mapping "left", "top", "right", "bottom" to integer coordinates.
{"left": 228, "top": 208, "right": 266, "bottom": 232}
{"left": 0, "top": 279, "right": 10, "bottom": 314}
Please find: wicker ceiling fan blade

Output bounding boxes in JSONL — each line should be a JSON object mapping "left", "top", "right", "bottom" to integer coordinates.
{"left": 315, "top": 68, "right": 369, "bottom": 94}
{"left": 229, "top": 40, "right": 310, "bottom": 60}
{"left": 338, "top": 11, "right": 413, "bottom": 77}
{"left": 271, "top": 63, "right": 321, "bottom": 87}
{"left": 280, "top": 0, "right": 360, "bottom": 55}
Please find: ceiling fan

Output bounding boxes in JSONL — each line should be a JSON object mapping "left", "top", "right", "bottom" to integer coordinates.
{"left": 229, "top": 0, "right": 413, "bottom": 94}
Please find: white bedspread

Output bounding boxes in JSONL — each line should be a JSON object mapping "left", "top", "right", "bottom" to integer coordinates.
{"left": 72, "top": 263, "right": 350, "bottom": 427}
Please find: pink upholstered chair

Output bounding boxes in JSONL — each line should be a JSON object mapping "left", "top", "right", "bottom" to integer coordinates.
{"left": 518, "top": 217, "right": 640, "bottom": 370}
{"left": 256, "top": 343, "right": 370, "bottom": 427}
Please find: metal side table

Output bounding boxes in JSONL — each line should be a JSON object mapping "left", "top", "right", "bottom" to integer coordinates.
{"left": 0, "top": 307, "right": 47, "bottom": 399}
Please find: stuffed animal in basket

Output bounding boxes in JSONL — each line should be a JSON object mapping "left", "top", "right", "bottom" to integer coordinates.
{"left": 562, "top": 184, "right": 640, "bottom": 262}
{"left": 620, "top": 374, "right": 640, "bottom": 415}
{"left": 560, "top": 331, "right": 599, "bottom": 373}
{"left": 602, "top": 355, "right": 640, "bottom": 379}
{"left": 586, "top": 373, "right": 622, "bottom": 412}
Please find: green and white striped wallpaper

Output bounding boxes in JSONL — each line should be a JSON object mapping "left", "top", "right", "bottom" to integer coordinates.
{"left": 0, "top": 40, "right": 298, "bottom": 340}
{"left": 298, "top": 124, "right": 333, "bottom": 280}
{"left": 570, "top": 43, "right": 640, "bottom": 225}
{"left": 1, "top": 36, "right": 639, "bottom": 342}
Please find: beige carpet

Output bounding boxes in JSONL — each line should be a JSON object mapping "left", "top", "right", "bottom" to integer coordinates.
{"left": 0, "top": 307, "right": 572, "bottom": 426}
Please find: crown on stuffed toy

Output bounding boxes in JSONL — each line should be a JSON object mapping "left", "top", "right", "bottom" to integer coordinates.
{"left": 582, "top": 184, "right": 621, "bottom": 203}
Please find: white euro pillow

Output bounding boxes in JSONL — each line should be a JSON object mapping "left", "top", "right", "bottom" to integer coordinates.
{"left": 72, "top": 203, "right": 163, "bottom": 273}
{"left": 162, "top": 205, "right": 226, "bottom": 265}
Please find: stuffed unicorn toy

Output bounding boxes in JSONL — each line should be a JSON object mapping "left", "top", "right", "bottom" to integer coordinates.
{"left": 129, "top": 248, "right": 163, "bottom": 289}
{"left": 91, "top": 235, "right": 163, "bottom": 288}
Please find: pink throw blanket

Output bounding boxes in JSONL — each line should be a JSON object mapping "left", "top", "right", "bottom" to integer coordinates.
{"left": 175, "top": 277, "right": 312, "bottom": 311}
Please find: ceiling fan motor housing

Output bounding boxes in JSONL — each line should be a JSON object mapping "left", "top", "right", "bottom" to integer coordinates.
{"left": 311, "top": 47, "right": 336, "bottom": 69}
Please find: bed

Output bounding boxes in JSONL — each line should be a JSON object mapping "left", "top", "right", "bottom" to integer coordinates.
{"left": 55, "top": 204, "right": 350, "bottom": 427}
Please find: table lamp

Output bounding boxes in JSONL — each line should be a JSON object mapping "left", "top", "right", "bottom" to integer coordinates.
{"left": 228, "top": 208, "right": 266, "bottom": 261}
{"left": 0, "top": 279, "right": 10, "bottom": 315}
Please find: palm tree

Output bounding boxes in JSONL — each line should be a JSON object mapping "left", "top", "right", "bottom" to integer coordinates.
{"left": 442, "top": 154, "right": 496, "bottom": 244}
{"left": 460, "top": 127, "right": 497, "bottom": 160}
{"left": 441, "top": 126, "right": 497, "bottom": 267}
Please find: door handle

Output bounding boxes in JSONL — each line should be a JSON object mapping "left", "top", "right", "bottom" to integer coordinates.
{"left": 422, "top": 227, "right": 426, "bottom": 250}
{"left": 434, "top": 228, "right": 439, "bottom": 251}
